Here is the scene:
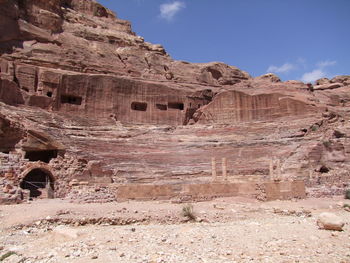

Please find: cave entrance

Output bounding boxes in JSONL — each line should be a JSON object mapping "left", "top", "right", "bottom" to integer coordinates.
{"left": 20, "top": 168, "right": 54, "bottom": 198}
{"left": 25, "top": 150, "right": 58, "bottom": 163}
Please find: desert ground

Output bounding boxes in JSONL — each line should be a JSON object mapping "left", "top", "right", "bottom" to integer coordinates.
{"left": 0, "top": 197, "right": 349, "bottom": 263}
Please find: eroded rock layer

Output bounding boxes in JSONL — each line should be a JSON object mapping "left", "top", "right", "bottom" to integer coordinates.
{"left": 0, "top": 0, "right": 349, "bottom": 203}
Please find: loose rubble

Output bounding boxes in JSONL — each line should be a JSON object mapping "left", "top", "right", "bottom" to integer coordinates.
{"left": 0, "top": 197, "right": 349, "bottom": 263}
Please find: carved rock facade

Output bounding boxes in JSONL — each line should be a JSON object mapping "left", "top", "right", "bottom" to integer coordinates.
{"left": 0, "top": 0, "right": 350, "bottom": 203}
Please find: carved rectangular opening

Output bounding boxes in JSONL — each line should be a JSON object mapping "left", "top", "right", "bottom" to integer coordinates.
{"left": 62, "top": 1, "right": 72, "bottom": 9}
{"left": 168, "top": 102, "right": 184, "bottom": 110}
{"left": 156, "top": 104, "right": 167, "bottom": 111}
{"left": 131, "top": 102, "right": 147, "bottom": 111}
{"left": 25, "top": 150, "right": 58, "bottom": 163}
{"left": 61, "top": 95, "right": 82, "bottom": 105}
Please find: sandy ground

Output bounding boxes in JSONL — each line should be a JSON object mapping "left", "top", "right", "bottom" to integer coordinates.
{"left": 0, "top": 197, "right": 350, "bottom": 263}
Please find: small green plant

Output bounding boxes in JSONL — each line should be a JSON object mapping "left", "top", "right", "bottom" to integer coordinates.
{"left": 182, "top": 204, "right": 196, "bottom": 221}
{"left": 345, "top": 189, "right": 350, "bottom": 200}
{"left": 311, "top": 125, "right": 318, "bottom": 132}
{"left": 322, "top": 140, "right": 331, "bottom": 148}
{"left": 0, "top": 251, "right": 16, "bottom": 262}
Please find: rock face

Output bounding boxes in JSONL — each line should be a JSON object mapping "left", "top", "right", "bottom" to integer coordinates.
{"left": 0, "top": 0, "right": 350, "bottom": 203}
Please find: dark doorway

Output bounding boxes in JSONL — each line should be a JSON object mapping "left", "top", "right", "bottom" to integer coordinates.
{"left": 25, "top": 150, "right": 58, "bottom": 163}
{"left": 20, "top": 169, "right": 54, "bottom": 198}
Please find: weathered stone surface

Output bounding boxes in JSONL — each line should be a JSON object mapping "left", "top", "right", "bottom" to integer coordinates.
{"left": 313, "top": 83, "right": 343, "bottom": 91}
{"left": 53, "top": 225, "right": 82, "bottom": 239}
{"left": 0, "top": 79, "right": 24, "bottom": 105}
{"left": 0, "top": 0, "right": 349, "bottom": 203}
{"left": 315, "top": 78, "right": 331, "bottom": 85}
{"left": 331, "top": 75, "right": 350, "bottom": 86}
{"left": 255, "top": 73, "right": 281, "bottom": 83}
{"left": 317, "top": 212, "right": 345, "bottom": 231}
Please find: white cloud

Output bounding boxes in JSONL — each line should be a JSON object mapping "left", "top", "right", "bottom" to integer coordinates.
{"left": 300, "top": 60, "right": 337, "bottom": 83}
{"left": 267, "top": 63, "right": 296, "bottom": 74}
{"left": 301, "top": 69, "right": 326, "bottom": 83}
{"left": 317, "top": 60, "right": 336, "bottom": 68}
{"left": 160, "top": 1, "right": 185, "bottom": 21}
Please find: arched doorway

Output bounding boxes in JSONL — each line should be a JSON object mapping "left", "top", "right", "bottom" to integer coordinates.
{"left": 20, "top": 168, "right": 54, "bottom": 198}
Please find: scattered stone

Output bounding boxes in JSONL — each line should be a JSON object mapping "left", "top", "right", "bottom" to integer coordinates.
{"left": 53, "top": 226, "right": 82, "bottom": 239}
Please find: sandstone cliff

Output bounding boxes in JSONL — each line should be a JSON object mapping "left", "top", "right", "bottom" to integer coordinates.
{"left": 0, "top": 0, "right": 349, "bottom": 203}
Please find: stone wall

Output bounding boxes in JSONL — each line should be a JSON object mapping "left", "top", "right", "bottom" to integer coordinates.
{"left": 117, "top": 181, "right": 306, "bottom": 202}
{"left": 264, "top": 181, "right": 306, "bottom": 201}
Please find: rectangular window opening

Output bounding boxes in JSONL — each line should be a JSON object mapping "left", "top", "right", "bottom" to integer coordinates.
{"left": 131, "top": 102, "right": 147, "bottom": 111}
{"left": 61, "top": 94, "right": 82, "bottom": 105}
{"left": 156, "top": 104, "right": 167, "bottom": 111}
{"left": 168, "top": 102, "right": 184, "bottom": 110}
{"left": 25, "top": 150, "right": 58, "bottom": 163}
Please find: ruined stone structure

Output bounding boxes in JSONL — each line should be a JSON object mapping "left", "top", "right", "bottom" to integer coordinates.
{"left": 0, "top": 0, "right": 349, "bottom": 203}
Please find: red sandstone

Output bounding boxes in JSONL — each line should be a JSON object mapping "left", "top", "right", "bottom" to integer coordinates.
{"left": 0, "top": 0, "right": 349, "bottom": 204}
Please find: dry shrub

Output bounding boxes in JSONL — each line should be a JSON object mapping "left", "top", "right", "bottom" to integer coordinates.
{"left": 182, "top": 204, "right": 196, "bottom": 221}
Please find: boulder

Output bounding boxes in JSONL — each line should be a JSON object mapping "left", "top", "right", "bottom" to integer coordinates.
{"left": 331, "top": 75, "right": 350, "bottom": 85}
{"left": 256, "top": 73, "right": 281, "bottom": 83}
{"left": 317, "top": 212, "right": 345, "bottom": 231}
{"left": 313, "top": 83, "right": 342, "bottom": 91}
{"left": 315, "top": 78, "right": 330, "bottom": 85}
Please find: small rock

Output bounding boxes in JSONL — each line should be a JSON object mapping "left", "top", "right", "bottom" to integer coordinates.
{"left": 195, "top": 217, "right": 203, "bottom": 223}
{"left": 213, "top": 204, "right": 225, "bottom": 210}
{"left": 317, "top": 212, "right": 345, "bottom": 231}
{"left": 53, "top": 226, "right": 82, "bottom": 239}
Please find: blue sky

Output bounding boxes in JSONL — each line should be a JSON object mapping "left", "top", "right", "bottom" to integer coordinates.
{"left": 99, "top": 0, "right": 350, "bottom": 82}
